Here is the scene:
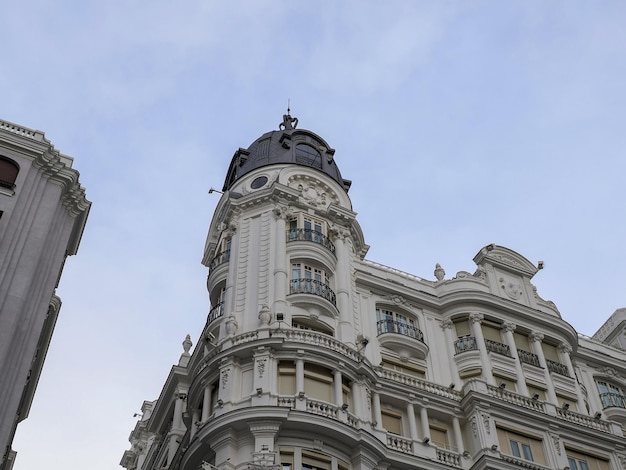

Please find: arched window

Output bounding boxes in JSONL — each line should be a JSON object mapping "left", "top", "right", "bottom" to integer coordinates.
{"left": 295, "top": 144, "right": 322, "bottom": 169}
{"left": 0, "top": 157, "right": 19, "bottom": 190}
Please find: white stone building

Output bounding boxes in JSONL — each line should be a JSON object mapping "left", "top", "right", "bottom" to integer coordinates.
{"left": 122, "top": 116, "right": 626, "bottom": 470}
{"left": 0, "top": 119, "right": 90, "bottom": 470}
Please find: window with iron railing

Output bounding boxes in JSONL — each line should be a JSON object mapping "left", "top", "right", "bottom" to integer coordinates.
{"left": 209, "top": 238, "right": 231, "bottom": 274}
{"left": 517, "top": 349, "right": 541, "bottom": 367}
{"left": 454, "top": 335, "right": 477, "bottom": 354}
{"left": 597, "top": 381, "right": 626, "bottom": 409}
{"left": 546, "top": 359, "right": 570, "bottom": 377}
{"left": 290, "top": 263, "right": 336, "bottom": 305}
{"left": 287, "top": 215, "right": 335, "bottom": 255}
{"left": 484, "top": 339, "right": 512, "bottom": 357}
{"left": 376, "top": 308, "right": 425, "bottom": 342}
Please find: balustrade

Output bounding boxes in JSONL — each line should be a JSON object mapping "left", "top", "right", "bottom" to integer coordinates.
{"left": 286, "top": 228, "right": 335, "bottom": 255}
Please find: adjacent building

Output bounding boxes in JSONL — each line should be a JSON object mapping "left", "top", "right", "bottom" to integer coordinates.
{"left": 122, "top": 116, "right": 626, "bottom": 470}
{"left": 0, "top": 119, "right": 90, "bottom": 470}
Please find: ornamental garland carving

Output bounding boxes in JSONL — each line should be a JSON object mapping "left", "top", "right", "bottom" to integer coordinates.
{"left": 481, "top": 412, "right": 491, "bottom": 434}
{"left": 550, "top": 433, "right": 561, "bottom": 455}
{"left": 470, "top": 416, "right": 478, "bottom": 438}
{"left": 383, "top": 294, "right": 411, "bottom": 307}
{"left": 221, "top": 368, "right": 230, "bottom": 389}
{"left": 257, "top": 358, "right": 267, "bottom": 378}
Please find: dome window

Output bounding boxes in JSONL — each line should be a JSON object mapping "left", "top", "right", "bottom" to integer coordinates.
{"left": 295, "top": 144, "right": 322, "bottom": 169}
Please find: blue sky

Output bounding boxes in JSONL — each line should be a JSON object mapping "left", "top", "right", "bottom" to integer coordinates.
{"left": 3, "top": 1, "right": 626, "bottom": 469}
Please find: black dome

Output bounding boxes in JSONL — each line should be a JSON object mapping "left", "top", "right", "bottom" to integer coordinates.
{"left": 222, "top": 115, "right": 351, "bottom": 192}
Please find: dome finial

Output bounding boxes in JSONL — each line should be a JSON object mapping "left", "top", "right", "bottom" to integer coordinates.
{"left": 280, "top": 100, "right": 298, "bottom": 130}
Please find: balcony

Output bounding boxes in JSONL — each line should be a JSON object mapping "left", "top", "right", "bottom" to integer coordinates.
{"left": 207, "top": 301, "right": 225, "bottom": 325}
{"left": 289, "top": 279, "right": 336, "bottom": 305}
{"left": 517, "top": 349, "right": 541, "bottom": 367}
{"left": 454, "top": 336, "right": 477, "bottom": 354}
{"left": 546, "top": 359, "right": 570, "bottom": 377}
{"left": 600, "top": 392, "right": 626, "bottom": 423}
{"left": 287, "top": 228, "right": 336, "bottom": 255}
{"left": 376, "top": 319, "right": 428, "bottom": 359}
{"left": 484, "top": 339, "right": 511, "bottom": 357}
{"left": 208, "top": 249, "right": 230, "bottom": 275}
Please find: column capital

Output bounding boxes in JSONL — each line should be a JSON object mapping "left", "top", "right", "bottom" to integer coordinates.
{"left": 469, "top": 312, "right": 484, "bottom": 324}
{"left": 558, "top": 342, "right": 573, "bottom": 354}
{"left": 272, "top": 205, "right": 291, "bottom": 220}
{"left": 529, "top": 331, "right": 544, "bottom": 343}
{"left": 501, "top": 321, "right": 516, "bottom": 333}
{"left": 440, "top": 318, "right": 454, "bottom": 330}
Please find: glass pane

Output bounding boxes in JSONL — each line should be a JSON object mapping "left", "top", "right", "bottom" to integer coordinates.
{"left": 567, "top": 457, "right": 578, "bottom": 470}
{"left": 510, "top": 441, "right": 521, "bottom": 458}
{"left": 522, "top": 444, "right": 533, "bottom": 461}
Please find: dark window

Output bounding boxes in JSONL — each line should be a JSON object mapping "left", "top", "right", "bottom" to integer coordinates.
{"left": 0, "top": 157, "right": 19, "bottom": 190}
{"left": 251, "top": 176, "right": 268, "bottom": 189}
{"left": 295, "top": 144, "right": 322, "bottom": 169}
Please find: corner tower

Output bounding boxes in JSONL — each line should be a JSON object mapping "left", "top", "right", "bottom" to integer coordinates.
{"left": 202, "top": 114, "right": 368, "bottom": 348}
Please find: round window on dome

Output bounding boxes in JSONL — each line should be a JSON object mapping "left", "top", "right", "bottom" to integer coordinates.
{"left": 251, "top": 176, "right": 268, "bottom": 189}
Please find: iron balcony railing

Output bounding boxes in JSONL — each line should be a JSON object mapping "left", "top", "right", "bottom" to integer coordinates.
{"left": 208, "top": 249, "right": 230, "bottom": 274}
{"left": 546, "top": 359, "right": 570, "bottom": 377}
{"left": 454, "top": 336, "right": 477, "bottom": 354}
{"left": 600, "top": 392, "right": 626, "bottom": 409}
{"left": 0, "top": 179, "right": 15, "bottom": 190}
{"left": 376, "top": 319, "right": 425, "bottom": 343}
{"left": 289, "top": 278, "right": 336, "bottom": 306}
{"left": 517, "top": 349, "right": 541, "bottom": 367}
{"left": 287, "top": 228, "right": 336, "bottom": 255}
{"left": 207, "top": 301, "right": 225, "bottom": 324}
{"left": 484, "top": 339, "right": 512, "bottom": 357}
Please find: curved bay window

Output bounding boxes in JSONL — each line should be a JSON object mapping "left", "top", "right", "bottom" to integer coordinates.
{"left": 209, "top": 237, "right": 231, "bottom": 274}
{"left": 597, "top": 381, "right": 626, "bottom": 409}
{"left": 287, "top": 213, "right": 335, "bottom": 255}
{"left": 0, "top": 157, "right": 19, "bottom": 191}
{"left": 376, "top": 308, "right": 423, "bottom": 341}
{"left": 290, "top": 263, "right": 336, "bottom": 305}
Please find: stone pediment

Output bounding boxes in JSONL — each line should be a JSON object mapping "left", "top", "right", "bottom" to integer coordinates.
{"left": 473, "top": 244, "right": 539, "bottom": 278}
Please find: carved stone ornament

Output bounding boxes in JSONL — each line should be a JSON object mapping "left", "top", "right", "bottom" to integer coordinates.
{"left": 529, "top": 332, "right": 544, "bottom": 343}
{"left": 440, "top": 318, "right": 454, "bottom": 330}
{"left": 384, "top": 294, "right": 410, "bottom": 307}
{"left": 550, "top": 433, "right": 561, "bottom": 455}
{"left": 481, "top": 412, "right": 491, "bottom": 434}
{"left": 182, "top": 334, "right": 193, "bottom": 354}
{"left": 601, "top": 366, "right": 618, "bottom": 377}
{"left": 225, "top": 315, "right": 238, "bottom": 336}
{"left": 469, "top": 312, "right": 484, "bottom": 324}
{"left": 501, "top": 322, "right": 516, "bottom": 333}
{"left": 558, "top": 342, "right": 573, "bottom": 354}
{"left": 221, "top": 368, "right": 230, "bottom": 389}
{"left": 499, "top": 277, "right": 523, "bottom": 300}
{"left": 257, "top": 358, "right": 267, "bottom": 378}
{"left": 469, "top": 416, "right": 478, "bottom": 438}
{"left": 473, "top": 265, "right": 487, "bottom": 280}
{"left": 258, "top": 305, "right": 272, "bottom": 325}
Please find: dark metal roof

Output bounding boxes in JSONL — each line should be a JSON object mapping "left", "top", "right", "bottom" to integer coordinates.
{"left": 222, "top": 115, "right": 351, "bottom": 192}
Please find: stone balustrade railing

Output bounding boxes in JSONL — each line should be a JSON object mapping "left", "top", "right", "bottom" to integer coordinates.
{"left": 436, "top": 449, "right": 461, "bottom": 467}
{"left": 386, "top": 434, "right": 413, "bottom": 454}
{"left": 377, "top": 368, "right": 462, "bottom": 401}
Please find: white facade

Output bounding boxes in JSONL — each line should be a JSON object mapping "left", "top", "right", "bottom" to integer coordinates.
{"left": 122, "top": 117, "right": 626, "bottom": 470}
{"left": 0, "top": 119, "right": 90, "bottom": 470}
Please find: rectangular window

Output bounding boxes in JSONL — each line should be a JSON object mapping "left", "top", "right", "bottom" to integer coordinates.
{"left": 497, "top": 427, "right": 546, "bottom": 465}
{"left": 542, "top": 342, "right": 560, "bottom": 362}
{"left": 482, "top": 323, "right": 503, "bottom": 342}
{"left": 303, "top": 364, "right": 332, "bottom": 402}
{"left": 381, "top": 409, "right": 402, "bottom": 435}
{"left": 566, "top": 448, "right": 610, "bottom": 470}
{"left": 429, "top": 425, "right": 449, "bottom": 449}
{"left": 278, "top": 362, "right": 296, "bottom": 395}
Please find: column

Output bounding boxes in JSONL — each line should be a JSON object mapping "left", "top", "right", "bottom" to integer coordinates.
{"left": 169, "top": 392, "right": 186, "bottom": 464}
{"left": 372, "top": 389, "right": 382, "bottom": 429}
{"left": 334, "top": 368, "right": 343, "bottom": 405}
{"left": 529, "top": 332, "right": 558, "bottom": 404}
{"left": 295, "top": 356, "right": 304, "bottom": 395}
{"left": 272, "top": 207, "right": 289, "bottom": 315}
{"left": 333, "top": 229, "right": 352, "bottom": 338}
{"left": 501, "top": 322, "right": 528, "bottom": 395}
{"left": 469, "top": 313, "right": 495, "bottom": 385}
{"left": 559, "top": 342, "right": 587, "bottom": 413}
{"left": 190, "top": 409, "right": 200, "bottom": 439}
{"left": 452, "top": 416, "right": 464, "bottom": 454}
{"left": 351, "top": 380, "right": 363, "bottom": 419}
{"left": 202, "top": 385, "right": 212, "bottom": 422}
{"left": 440, "top": 319, "right": 461, "bottom": 389}
{"left": 406, "top": 401, "right": 419, "bottom": 441}
{"left": 419, "top": 403, "right": 431, "bottom": 442}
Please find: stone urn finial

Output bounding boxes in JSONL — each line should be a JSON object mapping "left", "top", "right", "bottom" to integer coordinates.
{"left": 182, "top": 334, "right": 192, "bottom": 355}
{"left": 434, "top": 263, "right": 445, "bottom": 282}
{"left": 258, "top": 305, "right": 272, "bottom": 325}
{"left": 225, "top": 315, "right": 238, "bottom": 336}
